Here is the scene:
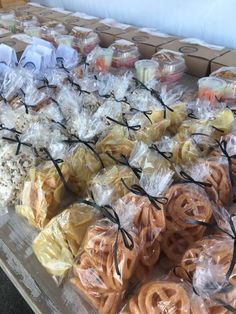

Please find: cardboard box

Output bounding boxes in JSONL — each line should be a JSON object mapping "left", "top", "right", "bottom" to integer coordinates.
{"left": 89, "top": 21, "right": 137, "bottom": 47}
{"left": 0, "top": 36, "right": 27, "bottom": 59}
{"left": 158, "top": 39, "right": 229, "bottom": 77}
{"left": 211, "top": 51, "right": 236, "bottom": 73}
{"left": 117, "top": 29, "right": 176, "bottom": 59}
{"left": 35, "top": 9, "right": 71, "bottom": 22}
{"left": 14, "top": 4, "right": 46, "bottom": 14}
{"left": 0, "top": 0, "right": 26, "bottom": 9}
{"left": 53, "top": 15, "right": 99, "bottom": 31}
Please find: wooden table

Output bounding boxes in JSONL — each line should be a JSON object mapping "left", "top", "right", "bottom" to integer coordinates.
{"left": 0, "top": 74, "right": 198, "bottom": 314}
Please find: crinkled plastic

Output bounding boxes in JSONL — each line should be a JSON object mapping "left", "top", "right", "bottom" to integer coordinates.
{"left": 96, "top": 126, "right": 135, "bottom": 168}
{"left": 161, "top": 183, "right": 213, "bottom": 262}
{"left": 121, "top": 278, "right": 208, "bottom": 314}
{"left": 91, "top": 165, "right": 138, "bottom": 206}
{"left": 70, "top": 201, "right": 141, "bottom": 314}
{"left": 16, "top": 160, "right": 70, "bottom": 229}
{"left": 32, "top": 202, "right": 100, "bottom": 282}
{"left": 66, "top": 144, "right": 102, "bottom": 197}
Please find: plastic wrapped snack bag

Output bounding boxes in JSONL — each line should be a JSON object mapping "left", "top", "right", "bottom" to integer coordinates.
{"left": 120, "top": 277, "right": 208, "bottom": 314}
{"left": 190, "top": 211, "right": 236, "bottom": 314}
{"left": 66, "top": 142, "right": 103, "bottom": 197}
{"left": 16, "top": 144, "right": 70, "bottom": 229}
{"left": 91, "top": 165, "right": 138, "bottom": 206}
{"left": 0, "top": 132, "right": 36, "bottom": 214}
{"left": 120, "top": 166, "right": 173, "bottom": 280}
{"left": 70, "top": 201, "right": 141, "bottom": 314}
{"left": 96, "top": 125, "right": 135, "bottom": 168}
{"left": 32, "top": 202, "right": 100, "bottom": 282}
{"left": 161, "top": 182, "right": 213, "bottom": 262}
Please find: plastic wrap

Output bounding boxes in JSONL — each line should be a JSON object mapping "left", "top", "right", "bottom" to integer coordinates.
{"left": 16, "top": 158, "right": 70, "bottom": 229}
{"left": 161, "top": 183, "right": 213, "bottom": 262}
{"left": 32, "top": 202, "right": 100, "bottom": 282}
{"left": 121, "top": 278, "right": 207, "bottom": 314}
{"left": 91, "top": 165, "right": 138, "bottom": 206}
{"left": 96, "top": 126, "right": 135, "bottom": 168}
{"left": 70, "top": 201, "right": 141, "bottom": 314}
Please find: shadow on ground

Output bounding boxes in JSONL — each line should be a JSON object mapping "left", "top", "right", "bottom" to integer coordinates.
{"left": 0, "top": 268, "right": 33, "bottom": 314}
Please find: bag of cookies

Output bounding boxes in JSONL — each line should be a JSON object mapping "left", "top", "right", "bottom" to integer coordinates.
{"left": 32, "top": 202, "right": 100, "bottom": 284}
{"left": 70, "top": 200, "right": 142, "bottom": 314}
{"left": 120, "top": 167, "right": 173, "bottom": 280}
{"left": 120, "top": 277, "right": 208, "bottom": 314}
{"left": 161, "top": 181, "right": 213, "bottom": 263}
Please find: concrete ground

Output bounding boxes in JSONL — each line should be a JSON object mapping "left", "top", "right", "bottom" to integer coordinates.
{"left": 0, "top": 268, "right": 33, "bottom": 314}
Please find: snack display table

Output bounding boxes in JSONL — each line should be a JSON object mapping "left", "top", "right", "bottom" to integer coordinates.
{"left": 0, "top": 74, "right": 197, "bottom": 314}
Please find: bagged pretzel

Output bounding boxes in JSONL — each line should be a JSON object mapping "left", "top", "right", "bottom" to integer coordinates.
{"left": 120, "top": 166, "right": 173, "bottom": 280}
{"left": 70, "top": 200, "right": 141, "bottom": 314}
{"left": 121, "top": 277, "right": 208, "bottom": 314}
{"left": 190, "top": 156, "right": 233, "bottom": 207}
{"left": 32, "top": 202, "right": 100, "bottom": 283}
{"left": 161, "top": 182, "right": 213, "bottom": 262}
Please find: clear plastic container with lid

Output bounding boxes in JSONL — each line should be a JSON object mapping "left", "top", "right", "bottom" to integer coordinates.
{"left": 211, "top": 67, "right": 236, "bottom": 104}
{"left": 0, "top": 10, "right": 16, "bottom": 33}
{"left": 135, "top": 59, "right": 160, "bottom": 84}
{"left": 16, "top": 15, "right": 39, "bottom": 33}
{"left": 24, "top": 26, "right": 41, "bottom": 37}
{"left": 198, "top": 77, "right": 227, "bottom": 103}
{"left": 71, "top": 26, "right": 99, "bottom": 55}
{"left": 152, "top": 49, "right": 185, "bottom": 83}
{"left": 55, "top": 35, "right": 73, "bottom": 47}
{"left": 110, "top": 39, "right": 140, "bottom": 69}
{"left": 40, "top": 22, "right": 67, "bottom": 46}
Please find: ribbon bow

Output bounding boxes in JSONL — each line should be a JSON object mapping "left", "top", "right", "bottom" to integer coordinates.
{"left": 64, "top": 134, "right": 104, "bottom": 168}
{"left": 0, "top": 92, "right": 8, "bottom": 104}
{"left": 178, "top": 170, "right": 212, "bottom": 189}
{"left": 216, "top": 139, "right": 236, "bottom": 192}
{"left": 20, "top": 100, "right": 35, "bottom": 114}
{"left": 106, "top": 152, "right": 142, "bottom": 179}
{"left": 132, "top": 77, "right": 174, "bottom": 119}
{"left": 121, "top": 178, "right": 168, "bottom": 210}
{"left": 106, "top": 114, "right": 141, "bottom": 132}
{"left": 187, "top": 214, "right": 236, "bottom": 282}
{"left": 0, "top": 124, "right": 21, "bottom": 135}
{"left": 149, "top": 144, "right": 173, "bottom": 161}
{"left": 57, "top": 58, "right": 70, "bottom": 73}
{"left": 2, "top": 134, "right": 32, "bottom": 155}
{"left": 67, "top": 76, "right": 90, "bottom": 95}
{"left": 187, "top": 109, "right": 199, "bottom": 120}
{"left": 38, "top": 78, "right": 57, "bottom": 90}
{"left": 43, "top": 148, "right": 69, "bottom": 191}
{"left": 77, "top": 199, "right": 134, "bottom": 276}
{"left": 130, "top": 107, "right": 153, "bottom": 124}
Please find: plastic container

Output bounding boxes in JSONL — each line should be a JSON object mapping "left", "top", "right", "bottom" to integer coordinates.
{"left": 211, "top": 67, "right": 236, "bottom": 104}
{"left": 55, "top": 35, "right": 73, "bottom": 47}
{"left": 16, "top": 15, "right": 39, "bottom": 33}
{"left": 24, "top": 26, "right": 42, "bottom": 37}
{"left": 0, "top": 11, "right": 16, "bottom": 33}
{"left": 135, "top": 59, "right": 160, "bottom": 84}
{"left": 40, "top": 22, "right": 67, "bottom": 46}
{"left": 152, "top": 49, "right": 185, "bottom": 83}
{"left": 110, "top": 39, "right": 140, "bottom": 69}
{"left": 71, "top": 26, "right": 99, "bottom": 55}
{"left": 92, "top": 47, "right": 114, "bottom": 73}
{"left": 198, "top": 77, "right": 227, "bottom": 103}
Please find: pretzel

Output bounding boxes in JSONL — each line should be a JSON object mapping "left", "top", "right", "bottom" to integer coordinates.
{"left": 161, "top": 230, "right": 204, "bottom": 262}
{"left": 200, "top": 159, "right": 232, "bottom": 206}
{"left": 164, "top": 184, "right": 212, "bottom": 231}
{"left": 122, "top": 281, "right": 191, "bottom": 314}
